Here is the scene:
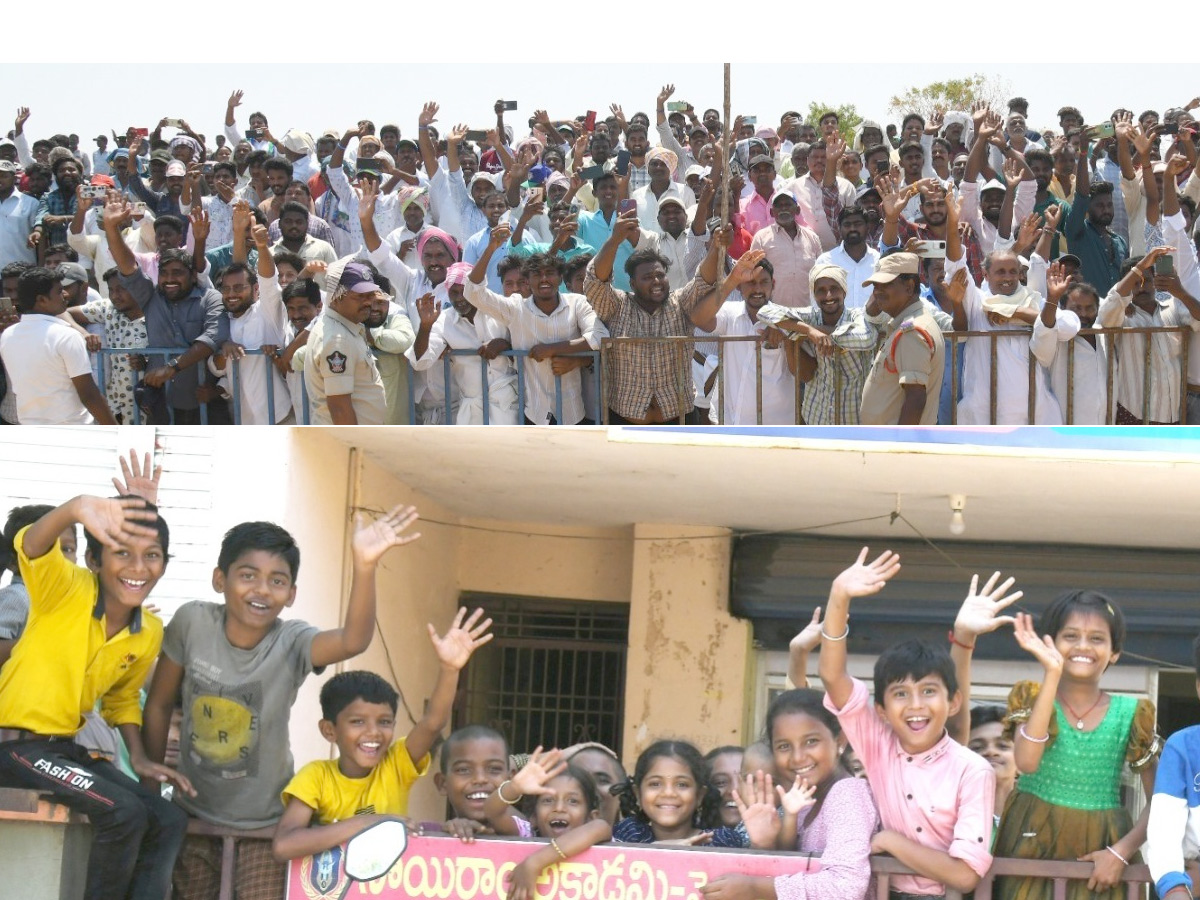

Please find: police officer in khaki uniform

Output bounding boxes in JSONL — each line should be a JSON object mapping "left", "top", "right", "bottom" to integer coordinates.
{"left": 303, "top": 256, "right": 389, "bottom": 425}
{"left": 859, "top": 252, "right": 945, "bottom": 425}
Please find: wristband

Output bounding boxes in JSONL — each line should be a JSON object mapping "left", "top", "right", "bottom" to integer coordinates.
{"left": 948, "top": 630, "right": 975, "bottom": 651}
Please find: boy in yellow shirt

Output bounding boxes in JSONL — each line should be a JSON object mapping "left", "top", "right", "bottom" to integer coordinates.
{"left": 0, "top": 494, "right": 192, "bottom": 900}
{"left": 273, "top": 607, "right": 493, "bottom": 859}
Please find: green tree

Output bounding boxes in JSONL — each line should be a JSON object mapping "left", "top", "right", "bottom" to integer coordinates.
{"left": 806, "top": 102, "right": 863, "bottom": 144}
{"left": 887, "top": 74, "right": 1012, "bottom": 121}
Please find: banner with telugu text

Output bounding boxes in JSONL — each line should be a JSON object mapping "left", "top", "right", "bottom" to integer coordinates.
{"left": 287, "top": 833, "right": 823, "bottom": 900}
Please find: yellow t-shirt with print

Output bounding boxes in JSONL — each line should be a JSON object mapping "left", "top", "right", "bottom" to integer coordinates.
{"left": 282, "top": 738, "right": 430, "bottom": 823}
{"left": 0, "top": 525, "right": 162, "bottom": 735}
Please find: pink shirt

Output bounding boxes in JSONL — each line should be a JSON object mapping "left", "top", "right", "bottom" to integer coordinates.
{"left": 824, "top": 678, "right": 995, "bottom": 895}
{"left": 775, "top": 776, "right": 878, "bottom": 900}
{"left": 740, "top": 191, "right": 774, "bottom": 237}
{"left": 750, "top": 223, "right": 823, "bottom": 307}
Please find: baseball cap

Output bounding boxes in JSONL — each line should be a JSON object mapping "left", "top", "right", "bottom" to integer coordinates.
{"left": 150, "top": 149, "right": 172, "bottom": 164}
{"left": 769, "top": 189, "right": 797, "bottom": 207}
{"left": 56, "top": 262, "right": 89, "bottom": 285}
{"left": 684, "top": 164, "right": 709, "bottom": 180}
{"left": 395, "top": 139, "right": 418, "bottom": 152}
{"left": 980, "top": 178, "right": 1008, "bottom": 193}
{"left": 165, "top": 161, "right": 187, "bottom": 178}
{"left": 1058, "top": 253, "right": 1082, "bottom": 267}
{"left": 658, "top": 196, "right": 687, "bottom": 211}
{"left": 325, "top": 257, "right": 380, "bottom": 295}
{"left": 0, "top": 161, "right": 18, "bottom": 174}
{"left": 856, "top": 184, "right": 882, "bottom": 201}
{"left": 90, "top": 174, "right": 115, "bottom": 188}
{"left": 749, "top": 153, "right": 775, "bottom": 169}
{"left": 862, "top": 253, "right": 920, "bottom": 287}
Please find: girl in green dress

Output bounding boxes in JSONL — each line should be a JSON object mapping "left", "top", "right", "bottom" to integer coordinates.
{"left": 995, "top": 591, "right": 1161, "bottom": 900}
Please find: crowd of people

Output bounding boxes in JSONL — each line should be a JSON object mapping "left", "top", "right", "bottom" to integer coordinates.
{"left": 1, "top": 451, "right": 1199, "bottom": 900}
{"left": 4, "top": 88, "right": 1200, "bottom": 426}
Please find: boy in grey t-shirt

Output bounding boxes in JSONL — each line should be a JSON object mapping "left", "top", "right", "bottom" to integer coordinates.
{"left": 143, "top": 504, "right": 422, "bottom": 900}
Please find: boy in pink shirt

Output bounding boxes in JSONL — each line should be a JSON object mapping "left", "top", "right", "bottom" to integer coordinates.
{"left": 819, "top": 548, "right": 996, "bottom": 898}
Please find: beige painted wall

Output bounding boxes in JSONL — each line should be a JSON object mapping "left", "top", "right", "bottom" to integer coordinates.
{"left": 621, "top": 524, "right": 751, "bottom": 773}
{"left": 456, "top": 519, "right": 633, "bottom": 603}
{"left": 282, "top": 434, "right": 751, "bottom": 822}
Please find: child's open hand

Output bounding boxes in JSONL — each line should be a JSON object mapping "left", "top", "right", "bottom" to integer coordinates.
{"left": 776, "top": 774, "right": 817, "bottom": 817}
{"left": 831, "top": 547, "right": 901, "bottom": 601}
{"left": 789, "top": 607, "right": 823, "bottom": 656}
{"left": 1013, "top": 612, "right": 1063, "bottom": 674}
{"left": 429, "top": 606, "right": 494, "bottom": 670}
{"left": 351, "top": 504, "right": 420, "bottom": 567}
{"left": 954, "top": 571, "right": 1022, "bottom": 639}
{"left": 510, "top": 746, "right": 567, "bottom": 797}
{"left": 74, "top": 496, "right": 161, "bottom": 552}
{"left": 733, "top": 771, "right": 782, "bottom": 849}
{"left": 112, "top": 449, "right": 162, "bottom": 506}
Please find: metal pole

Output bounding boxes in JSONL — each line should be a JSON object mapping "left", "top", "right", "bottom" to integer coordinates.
{"left": 721, "top": 64, "right": 731, "bottom": 228}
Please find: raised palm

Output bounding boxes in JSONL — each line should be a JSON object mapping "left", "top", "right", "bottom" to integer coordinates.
{"left": 77, "top": 496, "right": 159, "bottom": 551}
{"left": 351, "top": 504, "right": 420, "bottom": 566}
{"left": 777, "top": 775, "right": 817, "bottom": 816}
{"left": 428, "top": 606, "right": 493, "bottom": 670}
{"left": 1013, "top": 612, "right": 1062, "bottom": 673}
{"left": 734, "top": 772, "right": 781, "bottom": 848}
{"left": 955, "top": 572, "right": 1021, "bottom": 638}
{"left": 832, "top": 547, "right": 901, "bottom": 599}
{"left": 511, "top": 746, "right": 567, "bottom": 795}
{"left": 112, "top": 449, "right": 161, "bottom": 505}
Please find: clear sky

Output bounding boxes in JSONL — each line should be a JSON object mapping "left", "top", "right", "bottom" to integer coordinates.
{"left": 4, "top": 62, "right": 1197, "bottom": 157}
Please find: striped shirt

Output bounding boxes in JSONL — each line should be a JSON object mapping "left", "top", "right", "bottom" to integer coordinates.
{"left": 778, "top": 304, "right": 878, "bottom": 425}
{"left": 463, "top": 279, "right": 605, "bottom": 425}
{"left": 583, "top": 260, "right": 714, "bottom": 421}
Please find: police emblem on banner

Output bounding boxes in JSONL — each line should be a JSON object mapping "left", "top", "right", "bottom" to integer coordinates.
{"left": 299, "top": 846, "right": 351, "bottom": 900}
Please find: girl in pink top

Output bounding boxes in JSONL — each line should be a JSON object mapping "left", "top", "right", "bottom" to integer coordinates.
{"left": 701, "top": 690, "right": 880, "bottom": 900}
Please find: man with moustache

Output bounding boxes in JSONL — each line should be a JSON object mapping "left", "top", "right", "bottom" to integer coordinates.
{"left": 101, "top": 194, "right": 226, "bottom": 424}
{"left": 749, "top": 191, "right": 822, "bottom": 306}
{"left": 1065, "top": 134, "right": 1127, "bottom": 294}
{"left": 699, "top": 256, "right": 798, "bottom": 424}
{"left": 360, "top": 263, "right": 415, "bottom": 425}
{"left": 815, "top": 205, "right": 879, "bottom": 308}
{"left": 32, "top": 150, "right": 82, "bottom": 248}
{"left": 1031, "top": 267, "right": 1105, "bottom": 424}
{"left": 961, "top": 115, "right": 1038, "bottom": 255}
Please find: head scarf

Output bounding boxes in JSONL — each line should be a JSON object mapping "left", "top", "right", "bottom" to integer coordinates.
{"left": 546, "top": 171, "right": 571, "bottom": 193}
{"left": 852, "top": 119, "right": 884, "bottom": 153}
{"left": 168, "top": 135, "right": 202, "bottom": 158}
{"left": 808, "top": 263, "right": 849, "bottom": 298}
{"left": 397, "top": 185, "right": 431, "bottom": 215}
{"left": 416, "top": 227, "right": 460, "bottom": 263}
{"left": 939, "top": 111, "right": 973, "bottom": 150}
{"left": 444, "top": 262, "right": 473, "bottom": 288}
{"left": 646, "top": 146, "right": 679, "bottom": 177}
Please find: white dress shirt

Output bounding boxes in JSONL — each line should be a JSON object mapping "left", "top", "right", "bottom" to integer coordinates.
{"left": 208, "top": 273, "right": 292, "bottom": 424}
{"left": 409, "top": 306, "right": 518, "bottom": 425}
{"left": 815, "top": 244, "right": 881, "bottom": 309}
{"left": 702, "top": 298, "right": 798, "bottom": 425}
{"left": 1030, "top": 309, "right": 1108, "bottom": 425}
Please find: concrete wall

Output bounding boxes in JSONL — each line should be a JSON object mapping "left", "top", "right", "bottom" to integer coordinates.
{"left": 621, "top": 524, "right": 751, "bottom": 771}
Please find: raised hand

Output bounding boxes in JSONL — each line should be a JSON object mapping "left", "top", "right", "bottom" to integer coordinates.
{"left": 954, "top": 572, "right": 1022, "bottom": 640}
{"left": 350, "top": 503, "right": 421, "bottom": 567}
{"left": 75, "top": 496, "right": 161, "bottom": 552}
{"left": 112, "top": 450, "right": 162, "bottom": 505}
{"left": 1013, "top": 611, "right": 1062, "bottom": 674}
{"left": 509, "top": 746, "right": 567, "bottom": 797}
{"left": 14, "top": 106, "right": 31, "bottom": 134}
{"left": 416, "top": 293, "right": 439, "bottom": 327}
{"left": 726, "top": 249, "right": 767, "bottom": 287}
{"left": 776, "top": 774, "right": 817, "bottom": 816}
{"left": 971, "top": 100, "right": 990, "bottom": 131}
{"left": 1046, "top": 261, "right": 1070, "bottom": 305}
{"left": 227, "top": 90, "right": 244, "bottom": 110}
{"left": 1042, "top": 203, "right": 1063, "bottom": 231}
{"left": 189, "top": 207, "right": 210, "bottom": 246}
{"left": 831, "top": 547, "right": 901, "bottom": 600}
{"left": 733, "top": 771, "right": 782, "bottom": 849}
{"left": 488, "top": 223, "right": 512, "bottom": 249}
{"left": 658, "top": 84, "right": 675, "bottom": 106}
{"left": 418, "top": 102, "right": 439, "bottom": 128}
{"left": 826, "top": 136, "right": 847, "bottom": 162}
{"left": 944, "top": 268, "right": 969, "bottom": 306}
{"left": 428, "top": 606, "right": 494, "bottom": 671}
{"left": 790, "top": 607, "right": 824, "bottom": 656}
